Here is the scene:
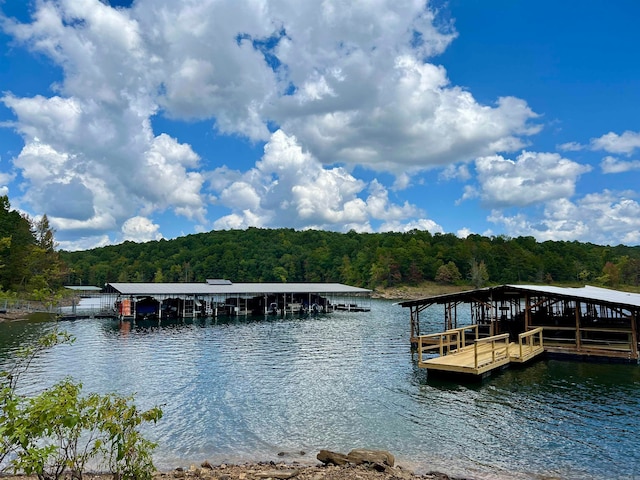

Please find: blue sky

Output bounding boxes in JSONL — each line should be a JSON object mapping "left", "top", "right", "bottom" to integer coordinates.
{"left": 1, "top": 0, "right": 639, "bottom": 251}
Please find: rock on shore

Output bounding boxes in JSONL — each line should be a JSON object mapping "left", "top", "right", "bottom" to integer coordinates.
{"left": 156, "top": 449, "right": 465, "bottom": 480}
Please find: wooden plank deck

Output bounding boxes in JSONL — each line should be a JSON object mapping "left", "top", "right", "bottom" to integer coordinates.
{"left": 418, "top": 327, "right": 545, "bottom": 377}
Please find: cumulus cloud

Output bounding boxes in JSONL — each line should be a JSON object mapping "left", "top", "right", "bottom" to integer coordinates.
{"left": 469, "top": 151, "right": 591, "bottom": 208}
{"left": 590, "top": 131, "right": 640, "bottom": 155}
{"left": 488, "top": 190, "right": 640, "bottom": 245}
{"left": 600, "top": 156, "right": 640, "bottom": 174}
{"left": 121, "top": 215, "right": 163, "bottom": 242}
{"left": 211, "top": 130, "right": 442, "bottom": 233}
{"left": 4, "top": 92, "right": 206, "bottom": 237}
{"left": 380, "top": 218, "right": 444, "bottom": 234}
{"left": 456, "top": 228, "right": 472, "bottom": 239}
{"left": 278, "top": 57, "right": 540, "bottom": 172}
{"left": 0, "top": 0, "right": 542, "bottom": 247}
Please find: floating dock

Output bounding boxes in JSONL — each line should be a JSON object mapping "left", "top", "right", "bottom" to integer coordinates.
{"left": 416, "top": 325, "right": 545, "bottom": 377}
{"left": 401, "top": 285, "right": 640, "bottom": 370}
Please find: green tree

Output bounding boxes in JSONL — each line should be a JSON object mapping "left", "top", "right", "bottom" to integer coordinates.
{"left": 0, "top": 196, "right": 35, "bottom": 291}
{"left": 33, "top": 215, "right": 56, "bottom": 251}
{"left": 599, "top": 261, "right": 621, "bottom": 287}
{"left": 469, "top": 259, "right": 489, "bottom": 288}
{"left": 434, "top": 261, "right": 462, "bottom": 284}
{"left": 272, "top": 266, "right": 288, "bottom": 282}
{"left": 153, "top": 268, "right": 164, "bottom": 283}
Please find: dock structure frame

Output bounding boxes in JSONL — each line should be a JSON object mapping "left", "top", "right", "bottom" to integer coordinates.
{"left": 400, "top": 284, "right": 640, "bottom": 373}
{"left": 101, "top": 280, "right": 371, "bottom": 322}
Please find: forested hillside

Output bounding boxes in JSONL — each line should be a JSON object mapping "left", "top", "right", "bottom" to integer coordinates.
{"left": 2, "top": 190, "right": 637, "bottom": 293}
{"left": 60, "top": 228, "right": 640, "bottom": 290}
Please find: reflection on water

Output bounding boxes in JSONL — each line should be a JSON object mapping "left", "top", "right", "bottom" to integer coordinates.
{"left": 1, "top": 300, "right": 639, "bottom": 480}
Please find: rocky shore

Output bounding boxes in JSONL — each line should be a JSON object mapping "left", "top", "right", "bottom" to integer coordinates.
{"left": 160, "top": 458, "right": 459, "bottom": 480}
{"left": 157, "top": 449, "right": 462, "bottom": 480}
{"left": 0, "top": 311, "right": 32, "bottom": 322}
{"left": 0, "top": 449, "right": 466, "bottom": 480}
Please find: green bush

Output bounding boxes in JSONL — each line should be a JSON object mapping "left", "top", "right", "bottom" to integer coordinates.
{"left": 0, "top": 330, "right": 162, "bottom": 480}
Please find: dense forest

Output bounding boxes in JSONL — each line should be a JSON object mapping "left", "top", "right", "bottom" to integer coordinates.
{"left": 2, "top": 191, "right": 639, "bottom": 294}
{"left": 60, "top": 227, "right": 640, "bottom": 290}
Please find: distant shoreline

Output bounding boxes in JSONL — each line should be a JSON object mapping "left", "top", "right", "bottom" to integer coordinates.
{"left": 371, "top": 283, "right": 469, "bottom": 300}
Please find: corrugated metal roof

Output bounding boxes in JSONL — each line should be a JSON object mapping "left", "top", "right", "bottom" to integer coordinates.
{"left": 506, "top": 284, "right": 640, "bottom": 308}
{"left": 108, "top": 283, "right": 215, "bottom": 295}
{"left": 399, "top": 284, "right": 640, "bottom": 309}
{"left": 107, "top": 282, "right": 370, "bottom": 296}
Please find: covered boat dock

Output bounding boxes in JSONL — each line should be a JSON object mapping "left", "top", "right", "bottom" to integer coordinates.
{"left": 399, "top": 285, "right": 640, "bottom": 377}
{"left": 103, "top": 279, "right": 371, "bottom": 322}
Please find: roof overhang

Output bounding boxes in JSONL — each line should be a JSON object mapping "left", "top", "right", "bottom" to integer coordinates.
{"left": 398, "top": 284, "right": 640, "bottom": 310}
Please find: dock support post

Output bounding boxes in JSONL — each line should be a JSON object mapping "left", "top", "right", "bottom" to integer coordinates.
{"left": 575, "top": 301, "right": 582, "bottom": 351}
{"left": 631, "top": 311, "right": 638, "bottom": 358}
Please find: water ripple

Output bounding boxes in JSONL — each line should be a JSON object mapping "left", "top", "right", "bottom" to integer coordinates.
{"left": 1, "top": 302, "right": 640, "bottom": 479}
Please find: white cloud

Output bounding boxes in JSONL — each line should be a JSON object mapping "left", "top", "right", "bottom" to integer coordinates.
{"left": 211, "top": 130, "right": 441, "bottom": 233}
{"left": 471, "top": 151, "right": 591, "bottom": 208}
{"left": 392, "top": 172, "right": 412, "bottom": 190}
{"left": 380, "top": 218, "right": 444, "bottom": 234}
{"left": 557, "top": 141, "right": 584, "bottom": 152}
{"left": 456, "top": 227, "right": 472, "bottom": 238}
{"left": 0, "top": 168, "right": 15, "bottom": 189}
{"left": 440, "top": 164, "right": 471, "bottom": 181}
{"left": 591, "top": 131, "right": 640, "bottom": 155}
{"left": 121, "top": 216, "right": 163, "bottom": 243}
{"left": 278, "top": 55, "right": 540, "bottom": 172}
{"left": 600, "top": 156, "right": 640, "bottom": 174}
{"left": 57, "top": 234, "right": 112, "bottom": 252}
{"left": 0, "top": 0, "right": 553, "bottom": 247}
{"left": 489, "top": 190, "right": 640, "bottom": 245}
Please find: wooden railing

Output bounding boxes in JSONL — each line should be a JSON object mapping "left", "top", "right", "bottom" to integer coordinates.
{"left": 473, "top": 333, "right": 510, "bottom": 369}
{"left": 518, "top": 327, "right": 544, "bottom": 360}
{"left": 418, "top": 325, "right": 479, "bottom": 362}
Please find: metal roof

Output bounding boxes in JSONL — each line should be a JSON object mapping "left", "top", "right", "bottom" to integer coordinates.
{"left": 106, "top": 282, "right": 371, "bottom": 296}
{"left": 505, "top": 284, "right": 640, "bottom": 308}
{"left": 399, "top": 284, "right": 640, "bottom": 309}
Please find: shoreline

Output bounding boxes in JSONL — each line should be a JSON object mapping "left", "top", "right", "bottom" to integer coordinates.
{"left": 0, "top": 456, "right": 467, "bottom": 480}
{"left": 153, "top": 458, "right": 465, "bottom": 480}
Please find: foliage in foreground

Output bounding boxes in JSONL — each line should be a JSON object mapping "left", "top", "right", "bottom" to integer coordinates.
{"left": 0, "top": 330, "right": 162, "bottom": 480}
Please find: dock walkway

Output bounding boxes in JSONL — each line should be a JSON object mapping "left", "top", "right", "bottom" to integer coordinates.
{"left": 417, "top": 326, "right": 545, "bottom": 377}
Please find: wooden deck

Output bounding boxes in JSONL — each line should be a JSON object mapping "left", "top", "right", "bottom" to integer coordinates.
{"left": 417, "top": 327, "right": 545, "bottom": 377}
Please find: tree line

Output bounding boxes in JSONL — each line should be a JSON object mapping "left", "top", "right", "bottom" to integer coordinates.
{"left": 60, "top": 226, "right": 640, "bottom": 290}
{"left": 1, "top": 192, "right": 638, "bottom": 294}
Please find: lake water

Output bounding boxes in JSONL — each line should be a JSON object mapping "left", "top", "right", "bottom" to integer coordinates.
{"left": 1, "top": 299, "right": 639, "bottom": 480}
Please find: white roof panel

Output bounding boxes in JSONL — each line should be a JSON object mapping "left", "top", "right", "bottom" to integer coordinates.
{"left": 507, "top": 284, "right": 640, "bottom": 308}
{"left": 107, "top": 282, "right": 370, "bottom": 296}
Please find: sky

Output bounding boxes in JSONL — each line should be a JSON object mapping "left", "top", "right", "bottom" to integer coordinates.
{"left": 1, "top": 0, "right": 639, "bottom": 251}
